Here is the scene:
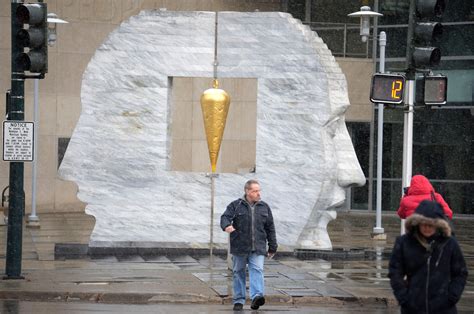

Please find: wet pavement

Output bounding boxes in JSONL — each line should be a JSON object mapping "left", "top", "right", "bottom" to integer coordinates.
{"left": 0, "top": 211, "right": 473, "bottom": 313}
{"left": 0, "top": 301, "right": 392, "bottom": 314}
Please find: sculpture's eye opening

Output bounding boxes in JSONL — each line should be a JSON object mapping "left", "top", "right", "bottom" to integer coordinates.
{"left": 170, "top": 77, "right": 257, "bottom": 174}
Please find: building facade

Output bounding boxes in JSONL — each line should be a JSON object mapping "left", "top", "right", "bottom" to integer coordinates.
{"left": 1, "top": 0, "right": 471, "bottom": 215}
{"left": 286, "top": 0, "right": 474, "bottom": 214}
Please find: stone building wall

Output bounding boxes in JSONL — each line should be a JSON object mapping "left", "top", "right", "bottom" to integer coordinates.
{"left": 0, "top": 1, "right": 372, "bottom": 214}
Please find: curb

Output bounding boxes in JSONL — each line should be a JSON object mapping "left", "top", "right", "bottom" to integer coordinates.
{"left": 0, "top": 291, "right": 223, "bottom": 304}
{"left": 54, "top": 243, "right": 393, "bottom": 261}
{"left": 0, "top": 290, "right": 398, "bottom": 307}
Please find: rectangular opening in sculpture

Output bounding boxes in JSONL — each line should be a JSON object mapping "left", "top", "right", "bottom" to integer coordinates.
{"left": 170, "top": 77, "right": 257, "bottom": 174}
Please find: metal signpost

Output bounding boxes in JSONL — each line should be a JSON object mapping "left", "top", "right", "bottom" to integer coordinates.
{"left": 5, "top": 1, "right": 48, "bottom": 279}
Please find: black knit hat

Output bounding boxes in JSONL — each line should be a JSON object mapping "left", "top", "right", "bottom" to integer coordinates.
{"left": 415, "top": 200, "right": 445, "bottom": 219}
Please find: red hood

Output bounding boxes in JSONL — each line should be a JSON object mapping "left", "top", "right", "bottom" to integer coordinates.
{"left": 408, "top": 175, "right": 434, "bottom": 195}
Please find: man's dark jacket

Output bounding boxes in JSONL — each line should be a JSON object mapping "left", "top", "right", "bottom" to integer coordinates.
{"left": 220, "top": 198, "right": 277, "bottom": 256}
{"left": 388, "top": 203, "right": 468, "bottom": 314}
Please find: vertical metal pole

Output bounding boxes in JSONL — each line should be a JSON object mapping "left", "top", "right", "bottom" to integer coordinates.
{"left": 5, "top": 1, "right": 25, "bottom": 279}
{"left": 366, "top": 39, "right": 370, "bottom": 58}
{"left": 405, "top": 0, "right": 416, "bottom": 73}
{"left": 305, "top": 0, "right": 311, "bottom": 24}
{"left": 401, "top": 81, "right": 415, "bottom": 235}
{"left": 375, "top": 246, "right": 383, "bottom": 280}
{"left": 27, "top": 79, "right": 40, "bottom": 227}
{"left": 209, "top": 174, "right": 215, "bottom": 267}
{"left": 373, "top": 31, "right": 386, "bottom": 235}
{"left": 401, "top": 0, "right": 416, "bottom": 235}
{"left": 367, "top": 0, "right": 380, "bottom": 213}
{"left": 343, "top": 24, "right": 347, "bottom": 58}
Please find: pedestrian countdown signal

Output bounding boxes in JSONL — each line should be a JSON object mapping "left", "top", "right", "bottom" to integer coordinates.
{"left": 424, "top": 75, "right": 447, "bottom": 105}
{"left": 370, "top": 74, "right": 406, "bottom": 104}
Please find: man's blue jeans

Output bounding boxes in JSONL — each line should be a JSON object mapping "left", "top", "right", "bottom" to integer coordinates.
{"left": 232, "top": 253, "right": 265, "bottom": 304}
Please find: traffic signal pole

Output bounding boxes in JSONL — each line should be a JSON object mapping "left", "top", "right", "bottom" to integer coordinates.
{"left": 401, "top": 80, "right": 414, "bottom": 235}
{"left": 5, "top": 0, "right": 49, "bottom": 278}
{"left": 400, "top": 0, "right": 416, "bottom": 235}
{"left": 5, "top": 1, "right": 26, "bottom": 279}
{"left": 373, "top": 31, "right": 386, "bottom": 237}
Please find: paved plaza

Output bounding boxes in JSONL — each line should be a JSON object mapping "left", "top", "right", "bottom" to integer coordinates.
{"left": 0, "top": 211, "right": 472, "bottom": 312}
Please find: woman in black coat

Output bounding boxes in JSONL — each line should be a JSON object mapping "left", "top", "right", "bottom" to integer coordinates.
{"left": 388, "top": 200, "right": 468, "bottom": 314}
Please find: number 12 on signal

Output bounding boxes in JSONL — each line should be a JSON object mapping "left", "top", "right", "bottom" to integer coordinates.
{"left": 391, "top": 80, "right": 403, "bottom": 100}
{"left": 370, "top": 73, "right": 406, "bottom": 105}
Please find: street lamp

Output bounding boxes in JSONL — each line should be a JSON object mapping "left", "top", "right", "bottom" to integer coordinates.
{"left": 348, "top": 6, "right": 386, "bottom": 239}
{"left": 47, "top": 13, "right": 68, "bottom": 46}
{"left": 27, "top": 13, "right": 68, "bottom": 228}
{"left": 347, "top": 6, "right": 382, "bottom": 43}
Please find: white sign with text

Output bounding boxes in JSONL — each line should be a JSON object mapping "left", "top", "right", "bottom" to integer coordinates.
{"left": 3, "top": 121, "right": 34, "bottom": 162}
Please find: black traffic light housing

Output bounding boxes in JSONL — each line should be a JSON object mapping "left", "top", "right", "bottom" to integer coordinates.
{"left": 416, "top": 0, "right": 446, "bottom": 16}
{"left": 15, "top": 3, "right": 48, "bottom": 75}
{"left": 406, "top": 0, "right": 446, "bottom": 73}
{"left": 415, "top": 75, "right": 448, "bottom": 106}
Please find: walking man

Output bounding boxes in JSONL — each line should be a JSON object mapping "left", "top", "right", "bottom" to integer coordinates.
{"left": 221, "top": 179, "right": 277, "bottom": 311}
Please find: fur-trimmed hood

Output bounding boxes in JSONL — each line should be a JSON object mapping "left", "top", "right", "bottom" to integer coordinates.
{"left": 405, "top": 213, "right": 452, "bottom": 237}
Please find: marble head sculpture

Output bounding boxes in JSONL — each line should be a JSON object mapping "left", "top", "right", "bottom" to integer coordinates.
{"left": 59, "top": 11, "right": 366, "bottom": 250}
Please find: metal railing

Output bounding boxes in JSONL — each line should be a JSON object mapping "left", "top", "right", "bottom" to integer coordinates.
{"left": 305, "top": 22, "right": 372, "bottom": 58}
{"left": 305, "top": 21, "right": 474, "bottom": 61}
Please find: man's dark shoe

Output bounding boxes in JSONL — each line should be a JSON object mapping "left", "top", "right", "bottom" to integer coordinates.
{"left": 251, "top": 296, "right": 265, "bottom": 310}
{"left": 233, "top": 303, "right": 244, "bottom": 311}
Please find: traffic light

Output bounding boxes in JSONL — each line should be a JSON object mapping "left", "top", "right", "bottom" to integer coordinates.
{"left": 15, "top": 3, "right": 48, "bottom": 74}
{"left": 407, "top": 0, "right": 446, "bottom": 71}
{"left": 370, "top": 74, "right": 406, "bottom": 105}
{"left": 416, "top": 75, "right": 447, "bottom": 106}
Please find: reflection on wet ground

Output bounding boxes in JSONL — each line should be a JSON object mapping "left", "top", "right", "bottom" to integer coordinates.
{"left": 0, "top": 300, "right": 395, "bottom": 314}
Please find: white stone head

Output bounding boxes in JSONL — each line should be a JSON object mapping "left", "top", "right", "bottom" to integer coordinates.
{"left": 59, "top": 11, "right": 365, "bottom": 249}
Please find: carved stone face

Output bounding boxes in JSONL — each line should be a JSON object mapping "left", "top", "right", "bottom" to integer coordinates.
{"left": 59, "top": 11, "right": 365, "bottom": 248}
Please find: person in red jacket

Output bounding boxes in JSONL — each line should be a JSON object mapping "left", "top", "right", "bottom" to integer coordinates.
{"left": 397, "top": 174, "right": 453, "bottom": 220}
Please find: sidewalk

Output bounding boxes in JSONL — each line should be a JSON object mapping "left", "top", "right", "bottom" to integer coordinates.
{"left": 0, "top": 211, "right": 472, "bottom": 311}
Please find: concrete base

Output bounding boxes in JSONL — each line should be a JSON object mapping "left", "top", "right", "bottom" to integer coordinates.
{"left": 26, "top": 216, "right": 41, "bottom": 228}
{"left": 371, "top": 233, "right": 387, "bottom": 240}
{"left": 55, "top": 243, "right": 394, "bottom": 261}
{"left": 295, "top": 248, "right": 366, "bottom": 260}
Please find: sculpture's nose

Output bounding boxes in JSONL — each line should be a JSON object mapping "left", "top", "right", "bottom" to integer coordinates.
{"left": 334, "top": 119, "right": 366, "bottom": 188}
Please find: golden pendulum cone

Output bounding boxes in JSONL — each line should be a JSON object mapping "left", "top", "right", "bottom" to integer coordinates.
{"left": 200, "top": 79, "right": 231, "bottom": 172}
